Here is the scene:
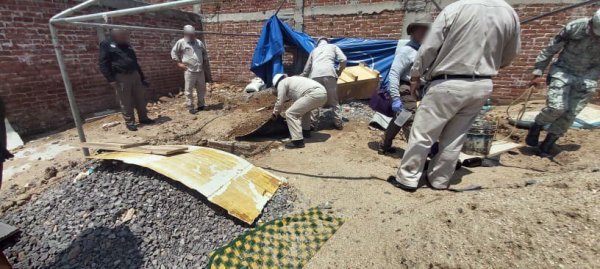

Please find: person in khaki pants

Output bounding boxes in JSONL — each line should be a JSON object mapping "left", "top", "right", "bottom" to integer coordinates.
{"left": 271, "top": 74, "right": 328, "bottom": 149}
{"left": 389, "top": 0, "right": 521, "bottom": 192}
{"left": 301, "top": 37, "right": 347, "bottom": 130}
{"left": 99, "top": 29, "right": 154, "bottom": 131}
{"left": 171, "top": 25, "right": 212, "bottom": 114}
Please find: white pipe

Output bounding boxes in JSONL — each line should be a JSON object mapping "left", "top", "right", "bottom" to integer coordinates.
{"left": 50, "top": 0, "right": 99, "bottom": 157}
{"left": 67, "top": 21, "right": 261, "bottom": 37}
{"left": 53, "top": 0, "right": 201, "bottom": 24}
{"left": 51, "top": 0, "right": 98, "bottom": 20}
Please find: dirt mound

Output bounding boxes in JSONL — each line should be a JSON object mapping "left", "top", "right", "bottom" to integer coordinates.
{"left": 227, "top": 91, "right": 292, "bottom": 139}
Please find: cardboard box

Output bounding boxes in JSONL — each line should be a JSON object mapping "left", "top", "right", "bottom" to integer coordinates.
{"left": 337, "top": 65, "right": 381, "bottom": 101}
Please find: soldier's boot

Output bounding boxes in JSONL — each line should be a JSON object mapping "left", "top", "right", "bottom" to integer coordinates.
{"left": 539, "top": 133, "right": 560, "bottom": 158}
{"left": 526, "top": 124, "right": 544, "bottom": 147}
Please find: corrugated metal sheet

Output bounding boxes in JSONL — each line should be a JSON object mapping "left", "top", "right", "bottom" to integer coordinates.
{"left": 91, "top": 146, "right": 282, "bottom": 224}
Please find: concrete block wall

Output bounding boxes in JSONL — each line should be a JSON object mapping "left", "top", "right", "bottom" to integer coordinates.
{"left": 0, "top": 0, "right": 196, "bottom": 136}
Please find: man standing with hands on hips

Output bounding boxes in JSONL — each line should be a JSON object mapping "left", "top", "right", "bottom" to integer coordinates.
{"left": 99, "top": 28, "right": 154, "bottom": 132}
{"left": 171, "top": 25, "right": 212, "bottom": 115}
{"left": 389, "top": 0, "right": 521, "bottom": 192}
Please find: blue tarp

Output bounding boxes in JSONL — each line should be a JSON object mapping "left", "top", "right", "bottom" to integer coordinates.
{"left": 251, "top": 16, "right": 398, "bottom": 90}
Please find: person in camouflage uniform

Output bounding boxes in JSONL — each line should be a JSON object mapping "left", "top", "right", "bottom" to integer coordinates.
{"left": 527, "top": 9, "right": 600, "bottom": 157}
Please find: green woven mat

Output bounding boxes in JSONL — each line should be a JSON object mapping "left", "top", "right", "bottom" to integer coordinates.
{"left": 208, "top": 208, "right": 344, "bottom": 269}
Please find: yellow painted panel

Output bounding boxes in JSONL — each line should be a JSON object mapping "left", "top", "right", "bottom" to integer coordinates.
{"left": 91, "top": 146, "right": 282, "bottom": 224}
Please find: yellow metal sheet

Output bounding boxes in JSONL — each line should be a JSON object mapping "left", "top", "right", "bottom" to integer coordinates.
{"left": 91, "top": 146, "right": 282, "bottom": 224}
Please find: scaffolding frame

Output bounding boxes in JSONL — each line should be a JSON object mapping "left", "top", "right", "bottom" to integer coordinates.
{"left": 50, "top": 0, "right": 260, "bottom": 156}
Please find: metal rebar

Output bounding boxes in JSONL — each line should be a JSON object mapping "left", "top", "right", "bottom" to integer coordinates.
{"left": 50, "top": 0, "right": 99, "bottom": 157}
{"left": 275, "top": 0, "right": 287, "bottom": 15}
{"left": 53, "top": 0, "right": 201, "bottom": 24}
{"left": 521, "top": 0, "right": 600, "bottom": 24}
{"left": 68, "top": 22, "right": 260, "bottom": 37}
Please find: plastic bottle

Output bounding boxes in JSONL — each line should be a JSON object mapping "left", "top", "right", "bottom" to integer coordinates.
{"left": 394, "top": 109, "right": 412, "bottom": 127}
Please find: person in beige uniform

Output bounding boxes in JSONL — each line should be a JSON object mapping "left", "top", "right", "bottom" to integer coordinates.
{"left": 271, "top": 74, "right": 328, "bottom": 149}
{"left": 389, "top": 0, "right": 521, "bottom": 192}
{"left": 171, "top": 25, "right": 212, "bottom": 114}
{"left": 301, "top": 37, "right": 347, "bottom": 130}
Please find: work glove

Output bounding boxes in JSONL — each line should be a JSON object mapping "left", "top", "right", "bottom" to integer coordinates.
{"left": 391, "top": 98, "right": 402, "bottom": 112}
{"left": 1, "top": 148, "right": 13, "bottom": 163}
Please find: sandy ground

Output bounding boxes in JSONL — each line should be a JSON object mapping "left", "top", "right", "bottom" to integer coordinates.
{"left": 2, "top": 83, "right": 599, "bottom": 268}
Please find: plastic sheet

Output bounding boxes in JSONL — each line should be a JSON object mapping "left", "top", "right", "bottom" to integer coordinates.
{"left": 251, "top": 16, "right": 399, "bottom": 90}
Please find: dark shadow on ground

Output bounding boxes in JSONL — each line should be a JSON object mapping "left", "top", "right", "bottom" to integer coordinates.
{"left": 46, "top": 226, "right": 142, "bottom": 269}
{"left": 518, "top": 145, "right": 564, "bottom": 162}
{"left": 558, "top": 143, "right": 581, "bottom": 152}
{"left": 367, "top": 141, "right": 405, "bottom": 159}
{"left": 305, "top": 132, "right": 331, "bottom": 143}
{"left": 204, "top": 103, "right": 224, "bottom": 111}
{"left": 145, "top": 116, "right": 172, "bottom": 126}
{"left": 518, "top": 146, "right": 541, "bottom": 156}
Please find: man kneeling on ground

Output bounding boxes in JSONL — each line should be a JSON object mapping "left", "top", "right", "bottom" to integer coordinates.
{"left": 271, "top": 74, "right": 328, "bottom": 149}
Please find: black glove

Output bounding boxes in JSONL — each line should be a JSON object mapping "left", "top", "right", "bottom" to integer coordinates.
{"left": 1, "top": 148, "right": 13, "bottom": 162}
{"left": 142, "top": 80, "right": 150, "bottom": 87}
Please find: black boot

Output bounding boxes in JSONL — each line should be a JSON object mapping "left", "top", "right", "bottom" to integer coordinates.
{"left": 378, "top": 146, "right": 396, "bottom": 155}
{"left": 285, "top": 140, "right": 305, "bottom": 149}
{"left": 126, "top": 124, "right": 138, "bottom": 131}
{"left": 526, "top": 124, "right": 544, "bottom": 147}
{"left": 302, "top": 130, "right": 312, "bottom": 138}
{"left": 539, "top": 133, "right": 560, "bottom": 158}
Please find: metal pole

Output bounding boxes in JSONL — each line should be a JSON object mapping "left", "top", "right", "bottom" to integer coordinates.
{"left": 53, "top": 0, "right": 201, "bottom": 24}
{"left": 275, "top": 0, "right": 287, "bottom": 15}
{"left": 521, "top": 0, "right": 600, "bottom": 24}
{"left": 49, "top": 0, "right": 98, "bottom": 157}
{"left": 52, "top": 0, "right": 98, "bottom": 20}
{"left": 429, "top": 0, "right": 442, "bottom": 11}
{"left": 67, "top": 22, "right": 261, "bottom": 37}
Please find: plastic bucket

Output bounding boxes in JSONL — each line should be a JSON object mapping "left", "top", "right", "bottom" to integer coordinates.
{"left": 463, "top": 121, "right": 496, "bottom": 156}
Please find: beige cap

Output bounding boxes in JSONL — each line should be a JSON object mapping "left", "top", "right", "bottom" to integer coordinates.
{"left": 593, "top": 9, "right": 600, "bottom": 36}
{"left": 183, "top": 25, "right": 195, "bottom": 34}
{"left": 407, "top": 14, "right": 433, "bottom": 35}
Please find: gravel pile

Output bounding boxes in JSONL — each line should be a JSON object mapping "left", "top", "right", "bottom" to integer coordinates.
{"left": 314, "top": 100, "right": 374, "bottom": 129}
{"left": 1, "top": 161, "right": 295, "bottom": 269}
{"left": 342, "top": 100, "right": 374, "bottom": 121}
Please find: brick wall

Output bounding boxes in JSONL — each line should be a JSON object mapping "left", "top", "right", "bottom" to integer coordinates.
{"left": 199, "top": 1, "right": 598, "bottom": 104}
{"left": 0, "top": 0, "right": 196, "bottom": 136}
{"left": 2, "top": 0, "right": 599, "bottom": 135}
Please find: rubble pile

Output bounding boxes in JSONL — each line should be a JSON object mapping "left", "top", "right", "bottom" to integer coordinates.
{"left": 1, "top": 162, "right": 295, "bottom": 268}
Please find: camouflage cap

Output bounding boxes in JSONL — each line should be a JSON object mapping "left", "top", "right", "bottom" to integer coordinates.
{"left": 593, "top": 9, "right": 600, "bottom": 36}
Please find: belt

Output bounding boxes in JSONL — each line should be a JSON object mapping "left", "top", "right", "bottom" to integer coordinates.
{"left": 431, "top": 74, "right": 492, "bottom": 81}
